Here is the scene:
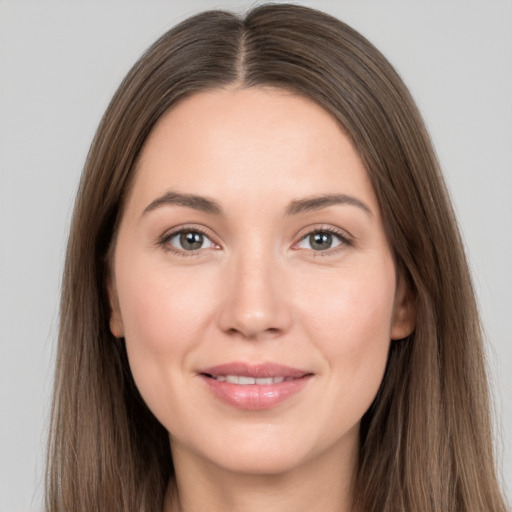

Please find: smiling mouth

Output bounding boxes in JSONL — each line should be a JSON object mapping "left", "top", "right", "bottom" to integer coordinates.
{"left": 199, "top": 363, "right": 313, "bottom": 410}
{"left": 199, "top": 362, "right": 311, "bottom": 382}
{"left": 203, "top": 374, "right": 295, "bottom": 385}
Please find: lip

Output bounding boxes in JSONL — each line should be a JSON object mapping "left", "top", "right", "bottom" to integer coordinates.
{"left": 198, "top": 362, "right": 313, "bottom": 411}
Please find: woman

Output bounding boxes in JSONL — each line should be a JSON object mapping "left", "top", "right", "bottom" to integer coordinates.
{"left": 45, "top": 4, "right": 508, "bottom": 511}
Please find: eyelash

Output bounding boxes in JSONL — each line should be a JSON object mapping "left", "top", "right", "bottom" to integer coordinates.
{"left": 294, "top": 226, "right": 352, "bottom": 256}
{"left": 159, "top": 226, "right": 217, "bottom": 257}
{"left": 159, "top": 225, "right": 352, "bottom": 257}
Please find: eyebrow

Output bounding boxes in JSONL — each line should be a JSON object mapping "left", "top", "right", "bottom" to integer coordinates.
{"left": 285, "top": 194, "right": 373, "bottom": 216}
{"left": 142, "top": 191, "right": 222, "bottom": 216}
{"left": 142, "top": 191, "right": 372, "bottom": 217}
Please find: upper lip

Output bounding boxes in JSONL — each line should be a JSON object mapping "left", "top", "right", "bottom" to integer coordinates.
{"left": 199, "top": 362, "right": 311, "bottom": 379}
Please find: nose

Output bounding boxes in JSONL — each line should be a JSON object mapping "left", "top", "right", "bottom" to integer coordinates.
{"left": 217, "top": 250, "right": 293, "bottom": 340}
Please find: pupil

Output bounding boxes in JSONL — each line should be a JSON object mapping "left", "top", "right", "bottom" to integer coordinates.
{"left": 180, "top": 231, "right": 203, "bottom": 250}
{"left": 310, "top": 232, "right": 332, "bottom": 250}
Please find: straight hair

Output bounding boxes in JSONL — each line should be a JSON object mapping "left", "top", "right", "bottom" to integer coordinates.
{"left": 46, "top": 4, "right": 507, "bottom": 511}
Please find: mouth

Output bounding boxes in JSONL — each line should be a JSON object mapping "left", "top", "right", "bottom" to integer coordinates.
{"left": 198, "top": 362, "right": 313, "bottom": 410}
{"left": 203, "top": 374, "right": 294, "bottom": 385}
{"left": 199, "top": 362, "right": 311, "bottom": 381}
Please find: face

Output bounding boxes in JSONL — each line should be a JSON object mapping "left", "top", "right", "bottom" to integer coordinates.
{"left": 108, "top": 87, "right": 414, "bottom": 477}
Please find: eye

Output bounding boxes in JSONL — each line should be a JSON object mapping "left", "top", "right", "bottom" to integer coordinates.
{"left": 164, "top": 229, "right": 217, "bottom": 253}
{"left": 296, "top": 229, "right": 348, "bottom": 252}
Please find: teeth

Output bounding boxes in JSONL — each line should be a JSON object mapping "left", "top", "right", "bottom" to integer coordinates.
{"left": 239, "top": 376, "right": 256, "bottom": 385}
{"left": 213, "top": 375, "right": 289, "bottom": 385}
{"left": 255, "top": 377, "right": 273, "bottom": 385}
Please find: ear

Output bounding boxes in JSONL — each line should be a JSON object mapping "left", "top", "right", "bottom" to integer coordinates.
{"left": 391, "top": 275, "right": 416, "bottom": 340}
{"left": 106, "top": 275, "right": 124, "bottom": 339}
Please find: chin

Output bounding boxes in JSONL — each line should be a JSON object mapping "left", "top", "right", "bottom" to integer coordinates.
{"left": 208, "top": 445, "right": 308, "bottom": 476}
{"left": 185, "top": 423, "right": 355, "bottom": 478}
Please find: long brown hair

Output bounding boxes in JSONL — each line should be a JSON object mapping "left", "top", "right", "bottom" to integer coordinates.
{"left": 46, "top": 4, "right": 507, "bottom": 511}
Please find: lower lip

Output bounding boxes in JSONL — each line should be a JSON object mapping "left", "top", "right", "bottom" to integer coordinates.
{"left": 201, "top": 375, "right": 312, "bottom": 410}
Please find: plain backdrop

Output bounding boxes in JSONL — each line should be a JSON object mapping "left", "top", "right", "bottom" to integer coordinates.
{"left": 0, "top": 1, "right": 511, "bottom": 510}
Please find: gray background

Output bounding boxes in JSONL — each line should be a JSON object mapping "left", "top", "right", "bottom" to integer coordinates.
{"left": 1, "top": 1, "right": 510, "bottom": 510}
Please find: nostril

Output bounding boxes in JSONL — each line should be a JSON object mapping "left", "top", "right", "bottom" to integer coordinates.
{"left": 224, "top": 325, "right": 283, "bottom": 340}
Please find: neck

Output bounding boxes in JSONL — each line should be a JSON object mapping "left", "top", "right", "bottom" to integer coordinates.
{"left": 163, "top": 435, "right": 358, "bottom": 512}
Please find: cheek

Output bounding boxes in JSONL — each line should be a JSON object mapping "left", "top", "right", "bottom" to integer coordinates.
{"left": 115, "top": 260, "right": 222, "bottom": 426}
{"left": 117, "top": 261, "right": 215, "bottom": 353}
{"left": 297, "top": 257, "right": 396, "bottom": 389}
{"left": 114, "top": 258, "right": 219, "bottom": 402}
{"left": 303, "top": 265, "right": 395, "bottom": 322}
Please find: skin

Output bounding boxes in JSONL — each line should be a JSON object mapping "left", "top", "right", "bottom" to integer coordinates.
{"left": 108, "top": 87, "right": 415, "bottom": 512}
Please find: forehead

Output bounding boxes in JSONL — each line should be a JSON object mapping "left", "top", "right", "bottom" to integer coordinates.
{"left": 127, "top": 86, "right": 378, "bottom": 215}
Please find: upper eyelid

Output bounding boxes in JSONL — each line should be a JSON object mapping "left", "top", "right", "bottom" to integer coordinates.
{"left": 292, "top": 226, "right": 354, "bottom": 254}
{"left": 158, "top": 225, "right": 220, "bottom": 254}
{"left": 161, "top": 224, "right": 216, "bottom": 241}
{"left": 295, "top": 224, "right": 353, "bottom": 242}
